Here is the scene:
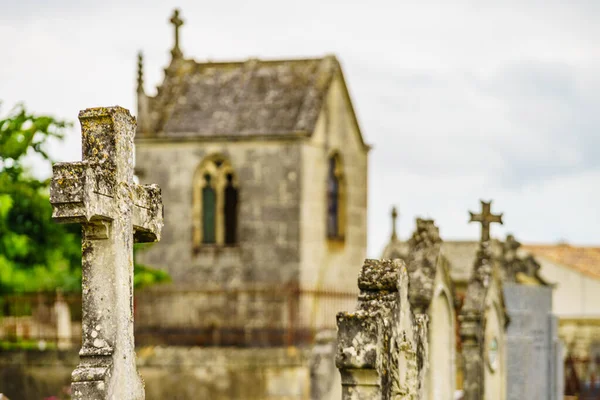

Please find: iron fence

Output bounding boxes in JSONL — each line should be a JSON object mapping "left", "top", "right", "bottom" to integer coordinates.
{"left": 133, "top": 287, "right": 357, "bottom": 347}
{"left": 0, "top": 287, "right": 357, "bottom": 349}
{"left": 0, "top": 292, "right": 82, "bottom": 349}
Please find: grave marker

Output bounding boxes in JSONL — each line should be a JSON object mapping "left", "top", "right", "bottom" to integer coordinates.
{"left": 50, "top": 106, "right": 163, "bottom": 399}
{"left": 336, "top": 259, "right": 428, "bottom": 399}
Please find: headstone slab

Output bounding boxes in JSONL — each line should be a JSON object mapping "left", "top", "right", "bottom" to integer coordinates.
{"left": 50, "top": 106, "right": 163, "bottom": 400}
{"left": 503, "top": 283, "right": 561, "bottom": 400}
{"left": 336, "top": 259, "right": 428, "bottom": 400}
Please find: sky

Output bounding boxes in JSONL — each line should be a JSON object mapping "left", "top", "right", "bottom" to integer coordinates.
{"left": 1, "top": 0, "right": 599, "bottom": 257}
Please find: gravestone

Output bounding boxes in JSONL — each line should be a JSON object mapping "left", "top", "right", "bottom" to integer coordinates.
{"left": 310, "top": 330, "right": 340, "bottom": 400}
{"left": 459, "top": 200, "right": 506, "bottom": 400}
{"left": 503, "top": 283, "right": 563, "bottom": 400}
{"left": 336, "top": 259, "right": 428, "bottom": 399}
{"left": 405, "top": 218, "right": 456, "bottom": 399}
{"left": 50, "top": 106, "right": 163, "bottom": 399}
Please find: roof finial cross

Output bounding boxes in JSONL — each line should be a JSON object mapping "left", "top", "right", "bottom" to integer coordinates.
{"left": 469, "top": 200, "right": 503, "bottom": 242}
{"left": 136, "top": 51, "right": 144, "bottom": 93}
{"left": 169, "top": 8, "right": 184, "bottom": 58}
{"left": 391, "top": 206, "right": 399, "bottom": 240}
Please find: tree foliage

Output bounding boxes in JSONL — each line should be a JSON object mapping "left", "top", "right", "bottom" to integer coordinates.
{"left": 0, "top": 104, "right": 169, "bottom": 294}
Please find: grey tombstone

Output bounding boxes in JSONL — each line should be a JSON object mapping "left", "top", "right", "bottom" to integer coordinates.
{"left": 503, "top": 283, "right": 562, "bottom": 400}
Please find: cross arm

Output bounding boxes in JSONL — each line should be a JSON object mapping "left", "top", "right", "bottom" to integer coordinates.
{"left": 490, "top": 214, "right": 503, "bottom": 224}
{"left": 50, "top": 161, "right": 114, "bottom": 224}
{"left": 132, "top": 183, "right": 163, "bottom": 243}
{"left": 468, "top": 212, "right": 482, "bottom": 222}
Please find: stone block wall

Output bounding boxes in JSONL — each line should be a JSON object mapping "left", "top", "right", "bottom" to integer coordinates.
{"left": 0, "top": 347, "right": 312, "bottom": 400}
{"left": 299, "top": 74, "right": 368, "bottom": 294}
{"left": 135, "top": 141, "right": 302, "bottom": 287}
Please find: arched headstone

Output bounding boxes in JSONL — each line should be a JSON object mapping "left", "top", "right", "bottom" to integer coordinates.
{"left": 429, "top": 290, "right": 455, "bottom": 399}
{"left": 404, "top": 218, "right": 457, "bottom": 399}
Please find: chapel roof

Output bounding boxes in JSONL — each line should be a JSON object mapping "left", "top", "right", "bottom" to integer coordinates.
{"left": 522, "top": 244, "right": 600, "bottom": 280}
{"left": 137, "top": 10, "right": 367, "bottom": 147}
{"left": 143, "top": 56, "right": 343, "bottom": 138}
{"left": 138, "top": 57, "right": 368, "bottom": 148}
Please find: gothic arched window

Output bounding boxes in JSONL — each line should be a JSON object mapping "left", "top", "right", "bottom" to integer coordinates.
{"left": 202, "top": 174, "right": 217, "bottom": 244}
{"left": 224, "top": 173, "right": 238, "bottom": 245}
{"left": 327, "top": 153, "right": 346, "bottom": 240}
{"left": 193, "top": 156, "right": 239, "bottom": 249}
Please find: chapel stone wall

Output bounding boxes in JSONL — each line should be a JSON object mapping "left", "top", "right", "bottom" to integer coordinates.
{"left": 135, "top": 141, "right": 302, "bottom": 287}
{"left": 299, "top": 73, "right": 368, "bottom": 295}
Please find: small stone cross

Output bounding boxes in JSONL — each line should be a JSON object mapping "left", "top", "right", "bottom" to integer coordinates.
{"left": 169, "top": 8, "right": 184, "bottom": 58}
{"left": 469, "top": 200, "right": 503, "bottom": 242}
{"left": 391, "top": 206, "right": 399, "bottom": 240}
{"left": 50, "top": 107, "right": 163, "bottom": 400}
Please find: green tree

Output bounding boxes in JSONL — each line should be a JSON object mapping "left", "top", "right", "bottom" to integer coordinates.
{"left": 0, "top": 104, "right": 169, "bottom": 294}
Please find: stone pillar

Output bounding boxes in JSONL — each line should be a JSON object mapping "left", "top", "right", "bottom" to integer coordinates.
{"left": 50, "top": 107, "right": 163, "bottom": 400}
{"left": 336, "top": 259, "right": 428, "bottom": 400}
{"left": 459, "top": 311, "right": 483, "bottom": 400}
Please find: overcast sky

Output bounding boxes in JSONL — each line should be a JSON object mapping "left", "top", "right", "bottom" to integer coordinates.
{"left": 1, "top": 0, "right": 599, "bottom": 256}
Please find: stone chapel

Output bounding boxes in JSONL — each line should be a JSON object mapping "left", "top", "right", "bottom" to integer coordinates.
{"left": 133, "top": 9, "right": 369, "bottom": 342}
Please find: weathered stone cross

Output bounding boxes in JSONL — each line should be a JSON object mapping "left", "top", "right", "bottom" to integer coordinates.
{"left": 391, "top": 206, "right": 399, "bottom": 240}
{"left": 169, "top": 8, "right": 184, "bottom": 58}
{"left": 469, "top": 200, "right": 503, "bottom": 242}
{"left": 50, "top": 107, "right": 163, "bottom": 400}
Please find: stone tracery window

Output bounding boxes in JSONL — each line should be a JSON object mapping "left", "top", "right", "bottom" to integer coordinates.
{"left": 202, "top": 174, "right": 217, "bottom": 243}
{"left": 224, "top": 173, "right": 238, "bottom": 245}
{"left": 327, "top": 153, "right": 346, "bottom": 240}
{"left": 193, "top": 156, "right": 238, "bottom": 249}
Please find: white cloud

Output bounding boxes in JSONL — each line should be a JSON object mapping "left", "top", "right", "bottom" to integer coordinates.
{"left": 1, "top": 0, "right": 598, "bottom": 257}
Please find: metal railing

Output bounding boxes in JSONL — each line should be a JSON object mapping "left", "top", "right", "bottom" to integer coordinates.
{"left": 0, "top": 287, "right": 357, "bottom": 349}
{"left": 133, "top": 287, "right": 357, "bottom": 347}
{"left": 0, "top": 292, "right": 82, "bottom": 349}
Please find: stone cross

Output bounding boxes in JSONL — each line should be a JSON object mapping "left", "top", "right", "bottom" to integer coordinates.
{"left": 50, "top": 107, "right": 163, "bottom": 400}
{"left": 169, "top": 8, "right": 184, "bottom": 58}
{"left": 136, "top": 52, "right": 144, "bottom": 94}
{"left": 391, "top": 206, "right": 399, "bottom": 240}
{"left": 469, "top": 200, "right": 503, "bottom": 242}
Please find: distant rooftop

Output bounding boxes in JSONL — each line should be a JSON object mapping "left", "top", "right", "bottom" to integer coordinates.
{"left": 522, "top": 244, "right": 600, "bottom": 280}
